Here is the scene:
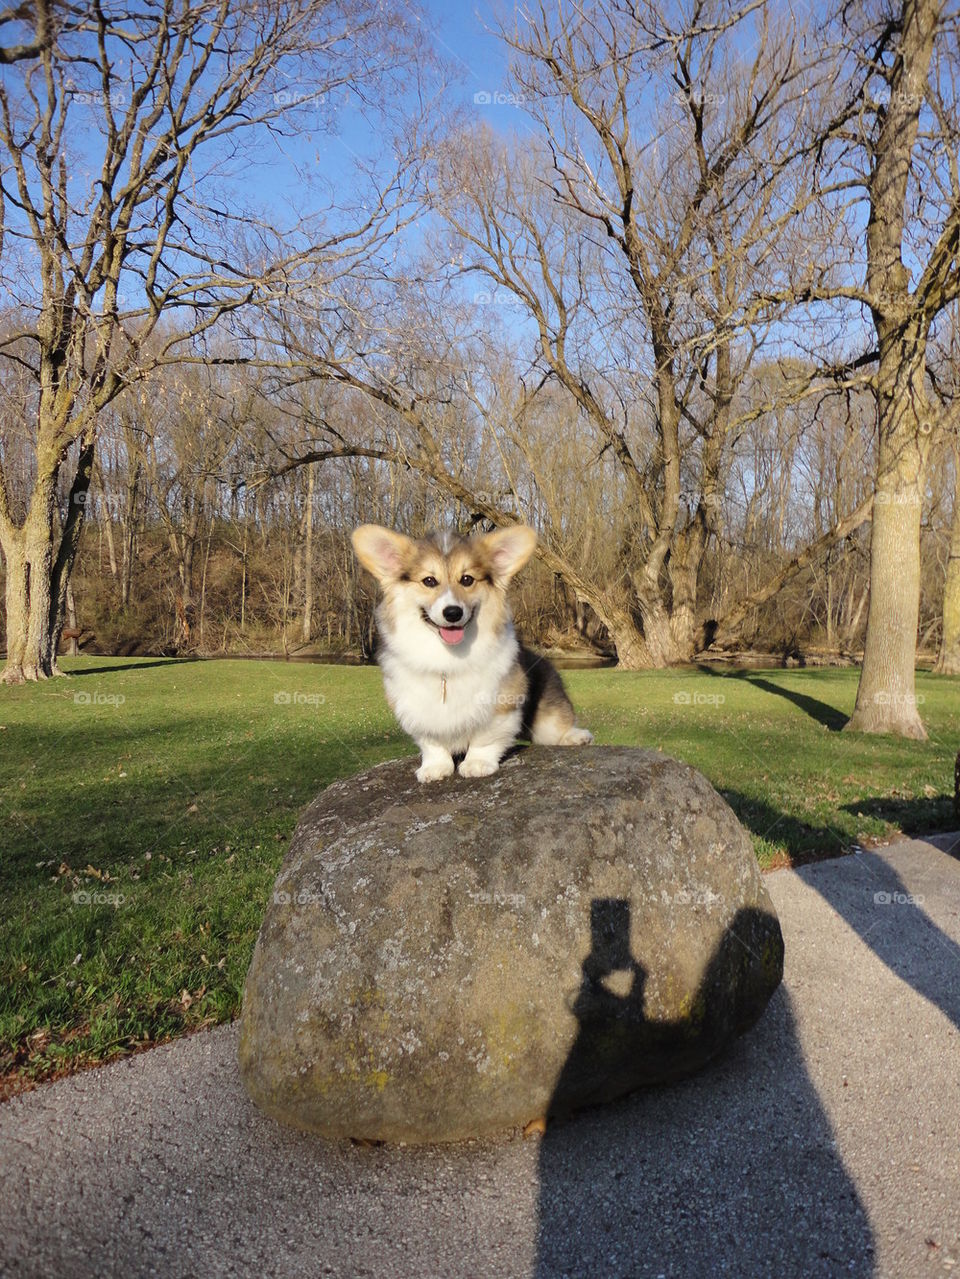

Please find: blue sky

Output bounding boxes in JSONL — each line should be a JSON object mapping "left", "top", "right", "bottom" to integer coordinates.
{"left": 160, "top": 1, "right": 526, "bottom": 258}
{"left": 257, "top": 1, "right": 529, "bottom": 214}
{"left": 421, "top": 1, "right": 515, "bottom": 102}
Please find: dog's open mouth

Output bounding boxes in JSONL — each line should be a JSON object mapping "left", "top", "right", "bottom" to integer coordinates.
{"left": 421, "top": 610, "right": 468, "bottom": 646}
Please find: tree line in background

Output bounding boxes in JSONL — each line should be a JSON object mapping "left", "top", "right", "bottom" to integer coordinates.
{"left": 18, "top": 352, "right": 958, "bottom": 673}
{"left": 1, "top": 0, "right": 960, "bottom": 741}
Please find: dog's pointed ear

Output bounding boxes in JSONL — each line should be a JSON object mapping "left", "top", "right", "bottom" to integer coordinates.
{"left": 479, "top": 525, "right": 538, "bottom": 583}
{"left": 351, "top": 525, "right": 416, "bottom": 584}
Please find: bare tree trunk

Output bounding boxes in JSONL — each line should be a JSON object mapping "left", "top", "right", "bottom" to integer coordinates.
{"left": 64, "top": 583, "right": 79, "bottom": 657}
{"left": 100, "top": 494, "right": 118, "bottom": 584}
{"left": 301, "top": 462, "right": 315, "bottom": 644}
{"left": 175, "top": 544, "right": 197, "bottom": 652}
{"left": 841, "top": 578, "right": 869, "bottom": 648}
{"left": 608, "top": 618, "right": 653, "bottom": 669}
{"left": 169, "top": 517, "right": 199, "bottom": 654}
{"left": 669, "top": 518, "right": 710, "bottom": 662}
{"left": 199, "top": 517, "right": 216, "bottom": 649}
{"left": 1, "top": 466, "right": 58, "bottom": 684}
{"left": 93, "top": 456, "right": 117, "bottom": 587}
{"left": 47, "top": 437, "right": 95, "bottom": 675}
{"left": 634, "top": 587, "right": 681, "bottom": 666}
{"left": 0, "top": 538, "right": 29, "bottom": 680}
{"left": 240, "top": 522, "right": 248, "bottom": 632}
{"left": 934, "top": 445, "right": 960, "bottom": 673}
{"left": 344, "top": 566, "right": 354, "bottom": 649}
{"left": 22, "top": 522, "right": 53, "bottom": 682}
{"left": 119, "top": 451, "right": 141, "bottom": 608}
{"left": 847, "top": 367, "right": 929, "bottom": 736}
{"left": 585, "top": 593, "right": 651, "bottom": 668}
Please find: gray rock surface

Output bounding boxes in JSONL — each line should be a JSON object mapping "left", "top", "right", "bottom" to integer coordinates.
{"left": 238, "top": 746, "right": 784, "bottom": 1141}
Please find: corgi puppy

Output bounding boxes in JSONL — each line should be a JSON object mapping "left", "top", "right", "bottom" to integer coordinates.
{"left": 351, "top": 524, "right": 593, "bottom": 782}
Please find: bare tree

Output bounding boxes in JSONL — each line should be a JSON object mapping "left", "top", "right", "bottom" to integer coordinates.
{"left": 835, "top": 0, "right": 959, "bottom": 736}
{"left": 0, "top": 0, "right": 424, "bottom": 682}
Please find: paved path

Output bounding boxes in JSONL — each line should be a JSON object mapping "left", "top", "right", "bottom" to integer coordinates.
{"left": 2, "top": 834, "right": 959, "bottom": 1279}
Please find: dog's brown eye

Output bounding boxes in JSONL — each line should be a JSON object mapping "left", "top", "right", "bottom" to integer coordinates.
{"left": 459, "top": 574, "right": 475, "bottom": 587}
{"left": 422, "top": 576, "right": 439, "bottom": 588}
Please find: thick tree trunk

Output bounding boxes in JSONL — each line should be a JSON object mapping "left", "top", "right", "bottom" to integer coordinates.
{"left": 24, "top": 524, "right": 54, "bottom": 680}
{"left": 629, "top": 561, "right": 700, "bottom": 667}
{"left": 607, "top": 613, "right": 653, "bottom": 669}
{"left": 668, "top": 523, "right": 709, "bottom": 664}
{"left": 1, "top": 438, "right": 57, "bottom": 682}
{"left": 846, "top": 0, "right": 937, "bottom": 735}
{"left": 1, "top": 436, "right": 93, "bottom": 682}
{"left": 934, "top": 450, "right": 960, "bottom": 674}
{"left": 1, "top": 520, "right": 55, "bottom": 684}
{"left": 573, "top": 589, "right": 651, "bottom": 668}
{"left": 668, "top": 599, "right": 698, "bottom": 664}
{"left": 633, "top": 580, "right": 682, "bottom": 667}
{"left": 1, "top": 539, "right": 30, "bottom": 682}
{"left": 846, "top": 368, "right": 928, "bottom": 737}
{"left": 47, "top": 437, "right": 95, "bottom": 674}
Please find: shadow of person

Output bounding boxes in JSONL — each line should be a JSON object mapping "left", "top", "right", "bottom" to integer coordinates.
{"left": 536, "top": 899, "right": 874, "bottom": 1278}
{"left": 545, "top": 899, "right": 650, "bottom": 1116}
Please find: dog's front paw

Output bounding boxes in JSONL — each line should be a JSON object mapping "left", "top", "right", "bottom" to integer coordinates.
{"left": 558, "top": 727, "right": 594, "bottom": 746}
{"left": 416, "top": 756, "right": 456, "bottom": 783}
{"left": 459, "top": 756, "right": 499, "bottom": 778}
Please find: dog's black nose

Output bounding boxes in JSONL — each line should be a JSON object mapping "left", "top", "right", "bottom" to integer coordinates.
{"left": 442, "top": 604, "right": 464, "bottom": 623}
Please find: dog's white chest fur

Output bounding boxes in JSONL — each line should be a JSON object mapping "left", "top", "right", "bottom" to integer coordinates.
{"left": 377, "top": 610, "right": 519, "bottom": 753}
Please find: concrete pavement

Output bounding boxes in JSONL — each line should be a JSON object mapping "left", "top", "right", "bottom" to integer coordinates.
{"left": 2, "top": 833, "right": 959, "bottom": 1279}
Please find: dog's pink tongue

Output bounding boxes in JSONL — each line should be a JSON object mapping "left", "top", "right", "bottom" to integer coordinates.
{"left": 439, "top": 627, "right": 465, "bottom": 645}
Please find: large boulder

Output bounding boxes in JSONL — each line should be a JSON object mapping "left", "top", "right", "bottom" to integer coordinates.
{"left": 238, "top": 747, "right": 783, "bottom": 1143}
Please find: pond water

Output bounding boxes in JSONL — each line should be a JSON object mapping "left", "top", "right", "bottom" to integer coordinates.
{"left": 217, "top": 651, "right": 617, "bottom": 670}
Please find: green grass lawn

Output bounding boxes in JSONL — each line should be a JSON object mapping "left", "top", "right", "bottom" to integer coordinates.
{"left": 1, "top": 656, "right": 957, "bottom": 1097}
